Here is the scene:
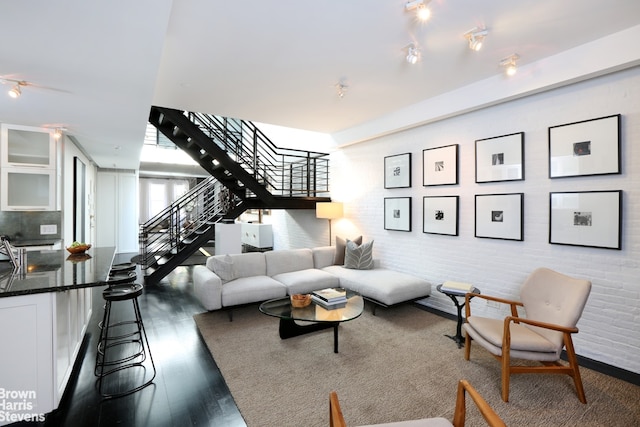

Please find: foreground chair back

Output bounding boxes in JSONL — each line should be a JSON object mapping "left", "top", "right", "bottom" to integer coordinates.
{"left": 330, "top": 379, "right": 506, "bottom": 427}
{"left": 463, "top": 267, "right": 591, "bottom": 403}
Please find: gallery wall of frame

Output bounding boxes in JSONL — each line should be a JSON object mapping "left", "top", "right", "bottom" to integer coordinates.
{"left": 382, "top": 113, "right": 622, "bottom": 250}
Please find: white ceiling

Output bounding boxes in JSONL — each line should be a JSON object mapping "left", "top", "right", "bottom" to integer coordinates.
{"left": 1, "top": 0, "right": 639, "bottom": 170}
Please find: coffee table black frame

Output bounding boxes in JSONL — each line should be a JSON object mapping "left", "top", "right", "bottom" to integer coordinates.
{"left": 259, "top": 290, "right": 364, "bottom": 353}
{"left": 437, "top": 284, "right": 481, "bottom": 348}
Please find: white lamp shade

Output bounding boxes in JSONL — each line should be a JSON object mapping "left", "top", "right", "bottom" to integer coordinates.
{"left": 316, "top": 202, "right": 343, "bottom": 219}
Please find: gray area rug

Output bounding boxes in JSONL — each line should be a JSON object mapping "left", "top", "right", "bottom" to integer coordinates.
{"left": 194, "top": 304, "right": 640, "bottom": 427}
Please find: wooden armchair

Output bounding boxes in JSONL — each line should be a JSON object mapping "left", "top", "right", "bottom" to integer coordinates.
{"left": 462, "top": 267, "right": 591, "bottom": 403}
{"left": 330, "top": 380, "right": 506, "bottom": 427}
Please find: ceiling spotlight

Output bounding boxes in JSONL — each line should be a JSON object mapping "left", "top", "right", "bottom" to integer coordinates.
{"left": 405, "top": 0, "right": 431, "bottom": 21}
{"left": 8, "top": 83, "right": 21, "bottom": 98}
{"left": 464, "top": 27, "right": 488, "bottom": 51}
{"left": 53, "top": 128, "right": 63, "bottom": 140}
{"left": 405, "top": 43, "right": 421, "bottom": 64}
{"left": 500, "top": 54, "right": 520, "bottom": 76}
{"left": 335, "top": 82, "right": 348, "bottom": 99}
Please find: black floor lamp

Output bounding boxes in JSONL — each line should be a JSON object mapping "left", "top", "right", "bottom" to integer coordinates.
{"left": 316, "top": 202, "right": 343, "bottom": 246}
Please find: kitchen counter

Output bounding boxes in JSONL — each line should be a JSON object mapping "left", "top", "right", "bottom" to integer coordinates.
{"left": 0, "top": 246, "right": 119, "bottom": 424}
{"left": 0, "top": 246, "right": 115, "bottom": 297}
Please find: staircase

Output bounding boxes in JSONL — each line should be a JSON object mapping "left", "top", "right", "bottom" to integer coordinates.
{"left": 140, "top": 107, "right": 332, "bottom": 285}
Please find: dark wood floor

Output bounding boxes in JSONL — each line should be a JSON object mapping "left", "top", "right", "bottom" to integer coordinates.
{"left": 17, "top": 259, "right": 247, "bottom": 427}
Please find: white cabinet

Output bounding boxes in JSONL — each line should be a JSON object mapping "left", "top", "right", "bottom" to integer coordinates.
{"left": 0, "top": 289, "right": 91, "bottom": 425}
{"left": 215, "top": 223, "right": 242, "bottom": 255}
{"left": 1, "top": 124, "right": 56, "bottom": 168}
{"left": 241, "top": 223, "right": 273, "bottom": 249}
{"left": 1, "top": 168, "right": 56, "bottom": 210}
{"left": 0, "top": 124, "right": 57, "bottom": 211}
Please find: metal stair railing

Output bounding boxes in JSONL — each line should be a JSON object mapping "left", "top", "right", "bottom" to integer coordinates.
{"left": 138, "top": 176, "right": 234, "bottom": 269}
{"left": 186, "top": 112, "right": 330, "bottom": 198}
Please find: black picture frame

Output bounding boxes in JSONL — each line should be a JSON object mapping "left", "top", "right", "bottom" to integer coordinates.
{"left": 423, "top": 196, "right": 459, "bottom": 236}
{"left": 549, "top": 190, "right": 622, "bottom": 250}
{"left": 384, "top": 197, "right": 412, "bottom": 232}
{"left": 548, "top": 114, "right": 621, "bottom": 178}
{"left": 475, "top": 193, "right": 524, "bottom": 241}
{"left": 384, "top": 153, "right": 411, "bottom": 188}
{"left": 475, "top": 132, "right": 524, "bottom": 183}
{"left": 423, "top": 144, "right": 458, "bottom": 186}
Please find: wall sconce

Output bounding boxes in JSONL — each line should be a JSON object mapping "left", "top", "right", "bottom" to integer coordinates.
{"left": 54, "top": 128, "right": 63, "bottom": 140}
{"left": 316, "top": 202, "right": 344, "bottom": 246}
{"left": 500, "top": 54, "right": 520, "bottom": 76}
{"left": 464, "top": 27, "right": 488, "bottom": 51}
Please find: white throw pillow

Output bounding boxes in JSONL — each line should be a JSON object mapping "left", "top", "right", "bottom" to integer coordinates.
{"left": 210, "top": 254, "right": 236, "bottom": 283}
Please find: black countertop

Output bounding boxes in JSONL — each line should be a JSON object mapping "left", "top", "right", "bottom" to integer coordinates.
{"left": 0, "top": 246, "right": 116, "bottom": 297}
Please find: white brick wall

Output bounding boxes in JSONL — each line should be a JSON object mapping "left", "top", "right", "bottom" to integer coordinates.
{"left": 283, "top": 67, "right": 640, "bottom": 374}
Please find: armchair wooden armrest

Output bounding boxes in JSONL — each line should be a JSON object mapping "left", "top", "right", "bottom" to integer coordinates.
{"left": 453, "top": 380, "right": 506, "bottom": 427}
{"left": 330, "top": 380, "right": 506, "bottom": 427}
{"left": 465, "top": 293, "right": 523, "bottom": 318}
{"left": 504, "top": 316, "right": 579, "bottom": 334}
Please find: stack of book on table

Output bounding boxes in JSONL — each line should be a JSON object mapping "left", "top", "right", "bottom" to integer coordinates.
{"left": 311, "top": 288, "right": 348, "bottom": 309}
{"left": 440, "top": 281, "right": 474, "bottom": 294}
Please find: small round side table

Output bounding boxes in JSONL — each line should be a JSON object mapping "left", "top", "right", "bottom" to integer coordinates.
{"left": 437, "top": 284, "right": 481, "bottom": 348}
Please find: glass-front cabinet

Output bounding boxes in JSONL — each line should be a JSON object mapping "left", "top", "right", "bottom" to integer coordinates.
{"left": 1, "top": 124, "right": 57, "bottom": 210}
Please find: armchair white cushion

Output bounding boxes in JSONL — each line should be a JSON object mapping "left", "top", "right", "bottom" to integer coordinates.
{"left": 463, "top": 267, "right": 591, "bottom": 403}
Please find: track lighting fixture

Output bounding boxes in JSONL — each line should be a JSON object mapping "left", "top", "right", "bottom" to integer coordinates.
{"left": 405, "top": 0, "right": 431, "bottom": 21}
{"left": 405, "top": 43, "right": 421, "bottom": 64}
{"left": 464, "top": 27, "right": 488, "bottom": 51}
{"left": 335, "top": 82, "right": 348, "bottom": 98}
{"left": 500, "top": 54, "right": 520, "bottom": 76}
{"left": 8, "top": 83, "right": 21, "bottom": 98}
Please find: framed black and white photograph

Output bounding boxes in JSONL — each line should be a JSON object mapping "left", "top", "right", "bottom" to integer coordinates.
{"left": 384, "top": 153, "right": 411, "bottom": 188}
{"left": 549, "top": 114, "right": 621, "bottom": 178}
{"left": 549, "top": 190, "right": 622, "bottom": 250}
{"left": 423, "top": 144, "right": 458, "bottom": 186}
{"left": 475, "top": 193, "right": 523, "bottom": 241}
{"left": 384, "top": 197, "right": 412, "bottom": 232}
{"left": 423, "top": 196, "right": 459, "bottom": 236}
{"left": 475, "top": 132, "right": 524, "bottom": 183}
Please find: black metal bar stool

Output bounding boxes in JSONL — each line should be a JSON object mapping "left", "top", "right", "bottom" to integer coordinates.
{"left": 94, "top": 280, "right": 156, "bottom": 399}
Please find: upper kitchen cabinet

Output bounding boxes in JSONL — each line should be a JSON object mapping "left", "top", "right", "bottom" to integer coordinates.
{"left": 1, "top": 124, "right": 56, "bottom": 168}
{"left": 1, "top": 124, "right": 58, "bottom": 211}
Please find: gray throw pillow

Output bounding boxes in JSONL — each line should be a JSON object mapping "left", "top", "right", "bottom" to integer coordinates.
{"left": 210, "top": 254, "right": 236, "bottom": 283}
{"left": 334, "top": 235, "right": 363, "bottom": 265}
{"left": 344, "top": 240, "right": 374, "bottom": 270}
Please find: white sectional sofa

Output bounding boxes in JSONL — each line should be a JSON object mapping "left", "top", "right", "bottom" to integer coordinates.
{"left": 193, "top": 246, "right": 431, "bottom": 317}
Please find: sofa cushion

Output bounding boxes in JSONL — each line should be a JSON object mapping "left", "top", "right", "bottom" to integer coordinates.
{"left": 221, "top": 276, "right": 287, "bottom": 307}
{"left": 323, "top": 265, "right": 430, "bottom": 306}
{"left": 344, "top": 240, "right": 374, "bottom": 270}
{"left": 208, "top": 254, "right": 236, "bottom": 283}
{"left": 265, "top": 248, "right": 314, "bottom": 276}
{"left": 312, "top": 246, "right": 336, "bottom": 269}
{"left": 334, "top": 235, "right": 362, "bottom": 265}
{"left": 273, "top": 268, "right": 341, "bottom": 295}
{"left": 206, "top": 252, "right": 266, "bottom": 279}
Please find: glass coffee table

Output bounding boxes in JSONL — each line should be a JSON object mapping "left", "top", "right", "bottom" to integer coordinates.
{"left": 259, "top": 290, "right": 364, "bottom": 353}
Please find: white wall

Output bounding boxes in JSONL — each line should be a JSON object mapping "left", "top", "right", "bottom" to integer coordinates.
{"left": 287, "top": 68, "right": 639, "bottom": 374}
